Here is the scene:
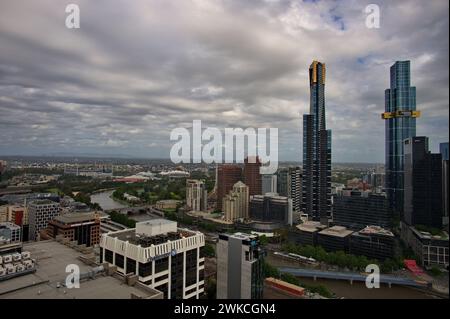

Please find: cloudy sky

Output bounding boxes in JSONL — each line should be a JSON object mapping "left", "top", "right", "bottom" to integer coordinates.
{"left": 0, "top": 0, "right": 448, "bottom": 162}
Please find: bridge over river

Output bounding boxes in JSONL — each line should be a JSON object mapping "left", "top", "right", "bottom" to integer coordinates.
{"left": 278, "top": 267, "right": 431, "bottom": 288}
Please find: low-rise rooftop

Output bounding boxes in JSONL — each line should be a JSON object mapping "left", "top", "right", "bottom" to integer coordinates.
{"left": 52, "top": 212, "right": 98, "bottom": 225}
{"left": 0, "top": 240, "right": 162, "bottom": 299}
{"left": 296, "top": 221, "right": 327, "bottom": 233}
{"left": 319, "top": 226, "right": 354, "bottom": 238}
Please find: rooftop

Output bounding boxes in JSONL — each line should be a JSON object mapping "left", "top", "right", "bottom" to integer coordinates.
{"left": 0, "top": 240, "right": 162, "bottom": 299}
{"left": 319, "top": 226, "right": 354, "bottom": 238}
{"left": 52, "top": 212, "right": 98, "bottom": 225}
{"left": 296, "top": 221, "right": 327, "bottom": 233}
{"left": 106, "top": 220, "right": 197, "bottom": 247}
{"left": 28, "top": 199, "right": 59, "bottom": 206}
{"left": 357, "top": 225, "right": 394, "bottom": 237}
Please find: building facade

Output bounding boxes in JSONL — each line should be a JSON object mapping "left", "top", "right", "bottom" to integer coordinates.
{"left": 217, "top": 164, "right": 242, "bottom": 211}
{"left": 401, "top": 222, "right": 448, "bottom": 268}
{"left": 44, "top": 212, "right": 101, "bottom": 247}
{"left": 403, "top": 137, "right": 443, "bottom": 229}
{"left": 261, "top": 174, "right": 277, "bottom": 195}
{"left": 216, "top": 232, "right": 264, "bottom": 299}
{"left": 28, "top": 200, "right": 61, "bottom": 241}
{"left": 440, "top": 142, "right": 449, "bottom": 226}
{"left": 100, "top": 219, "right": 205, "bottom": 299}
{"left": 277, "top": 167, "right": 302, "bottom": 213}
{"left": 317, "top": 226, "right": 353, "bottom": 253}
{"left": 332, "top": 191, "right": 391, "bottom": 230}
{"left": 302, "top": 61, "right": 332, "bottom": 224}
{"left": 249, "top": 194, "right": 293, "bottom": 226}
{"left": 186, "top": 179, "right": 208, "bottom": 212}
{"left": 349, "top": 226, "right": 395, "bottom": 261}
{"left": 383, "top": 61, "right": 420, "bottom": 215}
{"left": 244, "top": 157, "right": 262, "bottom": 196}
{"left": 223, "top": 181, "right": 249, "bottom": 222}
{"left": 0, "top": 222, "right": 21, "bottom": 243}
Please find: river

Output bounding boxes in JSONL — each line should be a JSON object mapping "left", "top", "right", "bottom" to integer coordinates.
{"left": 297, "top": 277, "right": 440, "bottom": 299}
{"left": 90, "top": 190, "right": 129, "bottom": 211}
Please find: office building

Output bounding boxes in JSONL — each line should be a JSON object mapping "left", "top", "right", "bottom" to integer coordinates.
{"left": 28, "top": 200, "right": 61, "bottom": 241}
{"left": 43, "top": 212, "right": 101, "bottom": 247}
{"left": 404, "top": 137, "right": 443, "bottom": 229}
{"left": 317, "top": 226, "right": 353, "bottom": 253}
{"left": 277, "top": 167, "right": 302, "bottom": 213}
{"left": 277, "top": 168, "right": 289, "bottom": 197}
{"left": 249, "top": 193, "right": 293, "bottom": 226}
{"left": 350, "top": 226, "right": 395, "bottom": 261}
{"left": 262, "top": 174, "right": 277, "bottom": 195}
{"left": 401, "top": 222, "right": 448, "bottom": 268}
{"left": 302, "top": 61, "right": 332, "bottom": 224}
{"left": 289, "top": 221, "right": 327, "bottom": 247}
{"left": 244, "top": 156, "right": 262, "bottom": 196}
{"left": 440, "top": 142, "right": 449, "bottom": 226}
{"left": 0, "top": 222, "right": 21, "bottom": 243}
{"left": 332, "top": 191, "right": 391, "bottom": 230}
{"left": 217, "top": 164, "right": 242, "bottom": 211}
{"left": 223, "top": 181, "right": 249, "bottom": 222}
{"left": 186, "top": 179, "right": 208, "bottom": 212}
{"left": 216, "top": 232, "right": 264, "bottom": 299}
{"left": 383, "top": 61, "right": 420, "bottom": 215}
{"left": 100, "top": 219, "right": 205, "bottom": 299}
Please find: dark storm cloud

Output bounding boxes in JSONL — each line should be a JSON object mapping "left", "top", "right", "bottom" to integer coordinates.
{"left": 0, "top": 0, "right": 448, "bottom": 161}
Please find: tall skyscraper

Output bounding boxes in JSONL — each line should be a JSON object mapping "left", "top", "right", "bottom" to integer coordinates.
{"left": 217, "top": 164, "right": 242, "bottom": 211}
{"left": 302, "top": 61, "right": 331, "bottom": 224}
{"left": 216, "top": 232, "right": 264, "bottom": 299}
{"left": 383, "top": 61, "right": 420, "bottom": 215}
{"left": 403, "top": 137, "right": 443, "bottom": 229}
{"left": 440, "top": 143, "right": 449, "bottom": 226}
{"left": 244, "top": 156, "right": 262, "bottom": 196}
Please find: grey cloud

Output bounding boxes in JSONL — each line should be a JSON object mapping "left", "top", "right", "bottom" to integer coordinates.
{"left": 0, "top": 0, "right": 448, "bottom": 161}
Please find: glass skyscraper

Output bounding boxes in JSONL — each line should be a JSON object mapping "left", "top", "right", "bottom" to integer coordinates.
{"left": 302, "top": 61, "right": 332, "bottom": 224}
{"left": 383, "top": 61, "right": 420, "bottom": 215}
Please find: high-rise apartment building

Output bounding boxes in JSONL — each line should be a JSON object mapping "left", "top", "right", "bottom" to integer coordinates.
{"left": 223, "top": 181, "right": 249, "bottom": 222}
{"left": 277, "top": 167, "right": 302, "bottom": 213}
{"left": 404, "top": 137, "right": 443, "bottom": 229}
{"left": 244, "top": 156, "right": 262, "bottom": 196}
{"left": 217, "top": 164, "right": 242, "bottom": 211}
{"left": 186, "top": 179, "right": 208, "bottom": 212}
{"left": 28, "top": 200, "right": 61, "bottom": 241}
{"left": 100, "top": 219, "right": 205, "bottom": 299}
{"left": 302, "top": 61, "right": 331, "bottom": 224}
{"left": 216, "top": 232, "right": 264, "bottom": 299}
{"left": 383, "top": 61, "right": 420, "bottom": 215}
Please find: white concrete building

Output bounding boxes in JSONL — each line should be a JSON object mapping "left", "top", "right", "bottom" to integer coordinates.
{"left": 100, "top": 219, "right": 205, "bottom": 299}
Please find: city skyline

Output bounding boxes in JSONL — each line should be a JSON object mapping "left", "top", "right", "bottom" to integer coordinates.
{"left": 0, "top": 0, "right": 448, "bottom": 163}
